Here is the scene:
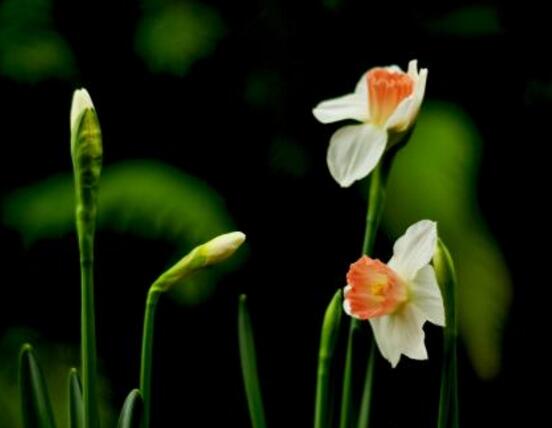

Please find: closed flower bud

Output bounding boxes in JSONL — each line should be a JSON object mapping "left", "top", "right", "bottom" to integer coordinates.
{"left": 70, "top": 88, "right": 103, "bottom": 214}
{"left": 152, "top": 231, "right": 246, "bottom": 292}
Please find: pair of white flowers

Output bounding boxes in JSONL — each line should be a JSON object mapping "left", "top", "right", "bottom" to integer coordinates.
{"left": 313, "top": 60, "right": 444, "bottom": 367}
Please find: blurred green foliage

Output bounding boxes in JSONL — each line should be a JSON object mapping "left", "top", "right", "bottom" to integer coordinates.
{"left": 135, "top": 0, "right": 224, "bottom": 76}
{"left": 0, "top": 0, "right": 76, "bottom": 83}
{"left": 2, "top": 160, "right": 245, "bottom": 305}
{"left": 425, "top": 5, "right": 501, "bottom": 37}
{"left": 382, "top": 101, "right": 511, "bottom": 379}
{"left": 0, "top": 329, "right": 115, "bottom": 428}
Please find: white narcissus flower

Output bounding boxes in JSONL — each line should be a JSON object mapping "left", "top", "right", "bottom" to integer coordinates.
{"left": 343, "top": 220, "right": 444, "bottom": 367}
{"left": 312, "top": 60, "right": 427, "bottom": 187}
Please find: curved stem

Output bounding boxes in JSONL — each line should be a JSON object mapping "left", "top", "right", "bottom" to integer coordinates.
{"left": 140, "top": 289, "right": 161, "bottom": 428}
{"left": 339, "top": 164, "right": 386, "bottom": 428}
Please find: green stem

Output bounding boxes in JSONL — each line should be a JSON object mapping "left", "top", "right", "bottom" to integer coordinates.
{"left": 357, "top": 344, "right": 375, "bottom": 428}
{"left": 361, "top": 164, "right": 385, "bottom": 256}
{"left": 77, "top": 208, "right": 100, "bottom": 428}
{"left": 140, "top": 289, "right": 161, "bottom": 428}
{"left": 339, "top": 164, "right": 386, "bottom": 428}
{"left": 338, "top": 319, "right": 359, "bottom": 428}
{"left": 436, "top": 241, "right": 459, "bottom": 428}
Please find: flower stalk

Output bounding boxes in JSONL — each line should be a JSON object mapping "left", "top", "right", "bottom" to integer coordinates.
{"left": 71, "top": 88, "right": 102, "bottom": 428}
{"left": 139, "top": 232, "right": 246, "bottom": 428}
{"left": 339, "top": 163, "right": 386, "bottom": 428}
{"left": 434, "top": 239, "right": 459, "bottom": 428}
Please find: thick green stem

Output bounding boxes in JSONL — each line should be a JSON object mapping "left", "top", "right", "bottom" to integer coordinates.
{"left": 338, "top": 319, "right": 359, "bottom": 428}
{"left": 435, "top": 241, "right": 459, "bottom": 428}
{"left": 140, "top": 289, "right": 160, "bottom": 428}
{"left": 339, "top": 164, "right": 386, "bottom": 428}
{"left": 361, "top": 165, "right": 385, "bottom": 256}
{"left": 77, "top": 206, "right": 100, "bottom": 428}
{"left": 357, "top": 344, "right": 375, "bottom": 428}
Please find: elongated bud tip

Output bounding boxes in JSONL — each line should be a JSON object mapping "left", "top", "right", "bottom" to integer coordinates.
{"left": 70, "top": 88, "right": 94, "bottom": 131}
{"left": 20, "top": 343, "right": 33, "bottom": 354}
{"left": 151, "top": 231, "right": 246, "bottom": 293}
{"left": 320, "top": 289, "right": 342, "bottom": 357}
{"left": 203, "top": 231, "right": 246, "bottom": 265}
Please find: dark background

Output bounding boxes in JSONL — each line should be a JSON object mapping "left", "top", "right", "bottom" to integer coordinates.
{"left": 0, "top": 0, "right": 549, "bottom": 427}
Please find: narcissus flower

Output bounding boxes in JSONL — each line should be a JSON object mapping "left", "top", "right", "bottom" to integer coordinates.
{"left": 313, "top": 60, "right": 427, "bottom": 187}
{"left": 343, "top": 220, "right": 444, "bottom": 367}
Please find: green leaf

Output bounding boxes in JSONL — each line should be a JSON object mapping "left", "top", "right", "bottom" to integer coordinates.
{"left": 19, "top": 343, "right": 57, "bottom": 428}
{"left": 117, "top": 390, "right": 143, "bottom": 428}
{"left": 135, "top": 1, "right": 223, "bottom": 76}
{"left": 67, "top": 369, "right": 83, "bottom": 428}
{"left": 2, "top": 160, "right": 244, "bottom": 305}
{"left": 424, "top": 5, "right": 501, "bottom": 37}
{"left": 314, "top": 290, "right": 342, "bottom": 428}
{"left": 382, "top": 101, "right": 512, "bottom": 378}
{"left": 0, "top": 0, "right": 76, "bottom": 83}
{"left": 238, "top": 295, "right": 267, "bottom": 428}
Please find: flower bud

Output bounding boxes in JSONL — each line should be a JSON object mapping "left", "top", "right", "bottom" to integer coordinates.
{"left": 70, "top": 88, "right": 102, "bottom": 213}
{"left": 200, "top": 231, "right": 246, "bottom": 265}
{"left": 152, "top": 231, "right": 246, "bottom": 292}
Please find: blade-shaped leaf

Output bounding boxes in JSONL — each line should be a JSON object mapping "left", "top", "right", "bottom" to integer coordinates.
{"left": 68, "top": 368, "right": 83, "bottom": 428}
{"left": 19, "top": 344, "right": 57, "bottom": 428}
{"left": 238, "top": 295, "right": 267, "bottom": 428}
{"left": 314, "top": 290, "right": 342, "bottom": 428}
{"left": 117, "top": 389, "right": 143, "bottom": 428}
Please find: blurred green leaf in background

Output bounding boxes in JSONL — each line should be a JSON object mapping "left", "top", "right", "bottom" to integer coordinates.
{"left": 135, "top": 0, "right": 224, "bottom": 76}
{"left": 424, "top": 5, "right": 502, "bottom": 37}
{"left": 0, "top": 0, "right": 76, "bottom": 83}
{"left": 2, "top": 160, "right": 246, "bottom": 305}
{"left": 0, "top": 329, "right": 115, "bottom": 428}
{"left": 382, "top": 101, "right": 512, "bottom": 378}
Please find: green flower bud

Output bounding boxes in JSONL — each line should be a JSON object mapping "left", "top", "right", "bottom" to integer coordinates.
{"left": 70, "top": 88, "right": 103, "bottom": 212}
{"left": 152, "top": 231, "right": 246, "bottom": 292}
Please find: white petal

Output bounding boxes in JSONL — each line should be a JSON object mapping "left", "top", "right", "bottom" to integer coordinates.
{"left": 410, "top": 67, "right": 428, "bottom": 115}
{"left": 384, "top": 95, "right": 415, "bottom": 131}
{"left": 407, "top": 59, "right": 419, "bottom": 79}
{"left": 370, "top": 305, "right": 427, "bottom": 367}
{"left": 70, "top": 88, "right": 94, "bottom": 131}
{"left": 326, "top": 124, "right": 387, "bottom": 187}
{"left": 313, "top": 92, "right": 367, "bottom": 124}
{"left": 343, "top": 284, "right": 353, "bottom": 316}
{"left": 410, "top": 265, "right": 445, "bottom": 327}
{"left": 384, "top": 62, "right": 427, "bottom": 132}
{"left": 354, "top": 71, "right": 370, "bottom": 119}
{"left": 385, "top": 65, "right": 404, "bottom": 73}
{"left": 388, "top": 220, "right": 437, "bottom": 280}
